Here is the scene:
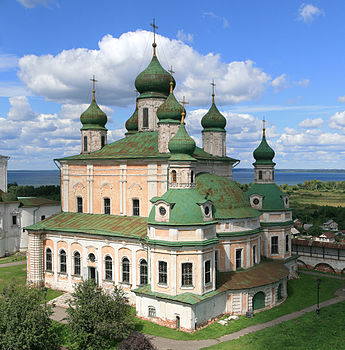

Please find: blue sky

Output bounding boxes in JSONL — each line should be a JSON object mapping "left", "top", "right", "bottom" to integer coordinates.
{"left": 1, "top": 0, "right": 345, "bottom": 169}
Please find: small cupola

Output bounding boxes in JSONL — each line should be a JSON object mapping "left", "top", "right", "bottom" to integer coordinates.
{"left": 80, "top": 76, "right": 108, "bottom": 154}
{"left": 201, "top": 81, "right": 227, "bottom": 157}
{"left": 253, "top": 120, "right": 276, "bottom": 183}
{"left": 125, "top": 100, "right": 138, "bottom": 136}
{"left": 157, "top": 80, "right": 183, "bottom": 123}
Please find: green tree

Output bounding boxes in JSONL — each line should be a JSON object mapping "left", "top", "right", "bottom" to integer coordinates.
{"left": 0, "top": 284, "right": 59, "bottom": 350}
{"left": 307, "top": 225, "right": 324, "bottom": 237}
{"left": 67, "top": 279, "right": 134, "bottom": 350}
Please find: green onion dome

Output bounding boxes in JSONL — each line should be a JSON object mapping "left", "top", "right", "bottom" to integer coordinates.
{"left": 80, "top": 98, "right": 107, "bottom": 130}
{"left": 201, "top": 101, "right": 226, "bottom": 131}
{"left": 253, "top": 130, "right": 275, "bottom": 165}
{"left": 157, "top": 83, "right": 183, "bottom": 122}
{"left": 125, "top": 104, "right": 138, "bottom": 134}
{"left": 168, "top": 123, "right": 196, "bottom": 155}
{"left": 135, "top": 55, "right": 176, "bottom": 99}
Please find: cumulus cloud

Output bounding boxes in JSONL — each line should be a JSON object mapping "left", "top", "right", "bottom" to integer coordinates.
{"left": 298, "top": 4, "right": 323, "bottom": 23}
{"left": 328, "top": 111, "right": 345, "bottom": 132}
{"left": 7, "top": 96, "right": 37, "bottom": 121}
{"left": 272, "top": 74, "right": 288, "bottom": 92}
{"left": 176, "top": 29, "right": 194, "bottom": 43}
{"left": 338, "top": 95, "right": 345, "bottom": 103}
{"left": 18, "top": 30, "right": 271, "bottom": 107}
{"left": 202, "top": 11, "right": 229, "bottom": 28}
{"left": 298, "top": 117, "right": 323, "bottom": 128}
{"left": 17, "top": 0, "right": 58, "bottom": 8}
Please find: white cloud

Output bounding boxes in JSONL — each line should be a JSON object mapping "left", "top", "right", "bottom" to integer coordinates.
{"left": 17, "top": 0, "right": 58, "bottom": 8}
{"left": 272, "top": 74, "right": 288, "bottom": 92}
{"left": 18, "top": 30, "right": 271, "bottom": 107}
{"left": 298, "top": 4, "right": 323, "bottom": 23}
{"left": 7, "top": 96, "right": 37, "bottom": 121}
{"left": 0, "top": 82, "right": 30, "bottom": 97}
{"left": 176, "top": 29, "right": 194, "bottom": 43}
{"left": 0, "top": 54, "right": 18, "bottom": 71}
{"left": 203, "top": 11, "right": 229, "bottom": 28}
{"left": 338, "top": 95, "right": 345, "bottom": 103}
{"left": 298, "top": 117, "right": 323, "bottom": 128}
{"left": 295, "top": 78, "right": 310, "bottom": 87}
{"left": 328, "top": 111, "right": 345, "bottom": 132}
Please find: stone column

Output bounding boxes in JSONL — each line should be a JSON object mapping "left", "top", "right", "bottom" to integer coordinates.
{"left": 28, "top": 232, "right": 43, "bottom": 286}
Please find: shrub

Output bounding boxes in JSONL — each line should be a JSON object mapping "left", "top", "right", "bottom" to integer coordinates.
{"left": 67, "top": 279, "right": 134, "bottom": 350}
{"left": 118, "top": 331, "right": 157, "bottom": 350}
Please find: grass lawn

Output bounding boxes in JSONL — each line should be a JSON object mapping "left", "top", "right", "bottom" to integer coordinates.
{"left": 0, "top": 262, "right": 63, "bottom": 302}
{"left": 136, "top": 273, "right": 345, "bottom": 341}
{"left": 0, "top": 252, "right": 26, "bottom": 264}
{"left": 290, "top": 190, "right": 345, "bottom": 207}
{"left": 201, "top": 300, "right": 345, "bottom": 349}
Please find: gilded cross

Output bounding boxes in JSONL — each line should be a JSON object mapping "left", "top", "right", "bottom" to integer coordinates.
{"left": 90, "top": 75, "right": 98, "bottom": 100}
{"left": 263, "top": 117, "right": 266, "bottom": 136}
{"left": 180, "top": 96, "right": 189, "bottom": 124}
{"left": 168, "top": 66, "right": 175, "bottom": 93}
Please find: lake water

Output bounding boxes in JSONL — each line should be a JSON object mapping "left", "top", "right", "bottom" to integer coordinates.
{"left": 7, "top": 169, "right": 345, "bottom": 187}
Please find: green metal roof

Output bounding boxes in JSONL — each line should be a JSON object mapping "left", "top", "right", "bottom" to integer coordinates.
{"left": 168, "top": 123, "right": 196, "bottom": 157}
{"left": 57, "top": 132, "right": 238, "bottom": 163}
{"left": 134, "top": 260, "right": 288, "bottom": 305}
{"left": 135, "top": 55, "right": 175, "bottom": 99}
{"left": 253, "top": 131, "right": 275, "bottom": 165}
{"left": 149, "top": 188, "right": 215, "bottom": 226}
{"left": 201, "top": 102, "right": 226, "bottom": 130}
{"left": 195, "top": 173, "right": 260, "bottom": 219}
{"left": 80, "top": 98, "right": 107, "bottom": 131}
{"left": 125, "top": 105, "right": 138, "bottom": 134}
{"left": 246, "top": 183, "right": 288, "bottom": 211}
{"left": 25, "top": 212, "right": 147, "bottom": 239}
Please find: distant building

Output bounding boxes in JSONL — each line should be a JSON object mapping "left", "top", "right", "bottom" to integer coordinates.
{"left": 315, "top": 231, "right": 336, "bottom": 243}
{"left": 0, "top": 193, "right": 60, "bottom": 257}
{"left": 322, "top": 220, "right": 338, "bottom": 231}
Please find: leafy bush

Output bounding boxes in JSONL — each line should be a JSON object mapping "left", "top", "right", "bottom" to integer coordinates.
{"left": 67, "top": 279, "right": 134, "bottom": 350}
{"left": 118, "top": 331, "right": 157, "bottom": 350}
{"left": 0, "top": 284, "right": 60, "bottom": 350}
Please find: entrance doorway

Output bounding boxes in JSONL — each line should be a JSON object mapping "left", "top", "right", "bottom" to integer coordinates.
{"left": 176, "top": 316, "right": 180, "bottom": 329}
{"left": 89, "top": 267, "right": 97, "bottom": 283}
{"left": 253, "top": 291, "right": 265, "bottom": 310}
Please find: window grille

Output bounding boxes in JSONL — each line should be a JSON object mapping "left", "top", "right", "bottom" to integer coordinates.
{"left": 182, "top": 263, "right": 193, "bottom": 286}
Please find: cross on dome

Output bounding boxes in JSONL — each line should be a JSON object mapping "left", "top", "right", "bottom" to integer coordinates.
{"left": 211, "top": 79, "right": 216, "bottom": 104}
{"left": 168, "top": 66, "right": 175, "bottom": 93}
{"left": 150, "top": 18, "right": 158, "bottom": 56}
{"left": 263, "top": 117, "right": 266, "bottom": 137}
{"left": 180, "top": 96, "right": 189, "bottom": 124}
{"left": 90, "top": 75, "right": 98, "bottom": 101}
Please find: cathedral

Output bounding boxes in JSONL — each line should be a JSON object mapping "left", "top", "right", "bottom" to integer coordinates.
{"left": 26, "top": 35, "right": 297, "bottom": 332}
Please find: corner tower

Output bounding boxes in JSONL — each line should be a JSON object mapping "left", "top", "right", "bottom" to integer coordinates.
{"left": 201, "top": 82, "right": 227, "bottom": 157}
{"left": 80, "top": 77, "right": 108, "bottom": 154}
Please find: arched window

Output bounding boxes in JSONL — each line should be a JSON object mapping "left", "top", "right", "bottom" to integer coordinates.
{"left": 83, "top": 136, "right": 88, "bottom": 152}
{"left": 158, "top": 261, "right": 167, "bottom": 285}
{"left": 45, "top": 248, "right": 52, "bottom": 271}
{"left": 105, "top": 256, "right": 113, "bottom": 281}
{"left": 191, "top": 170, "right": 194, "bottom": 184}
{"left": 74, "top": 251, "right": 81, "bottom": 276}
{"left": 148, "top": 306, "right": 156, "bottom": 318}
{"left": 171, "top": 170, "right": 177, "bottom": 183}
{"left": 59, "top": 249, "right": 67, "bottom": 273}
{"left": 258, "top": 170, "right": 263, "bottom": 180}
{"left": 122, "top": 257, "right": 130, "bottom": 283}
{"left": 271, "top": 236, "right": 279, "bottom": 254}
{"left": 77, "top": 197, "right": 83, "bottom": 213}
{"left": 104, "top": 198, "right": 111, "bottom": 215}
{"left": 181, "top": 262, "right": 193, "bottom": 286}
{"left": 132, "top": 199, "right": 140, "bottom": 216}
{"left": 101, "top": 135, "right": 105, "bottom": 148}
{"left": 286, "top": 235, "right": 289, "bottom": 252}
{"left": 143, "top": 108, "right": 149, "bottom": 128}
{"left": 140, "top": 259, "right": 148, "bottom": 285}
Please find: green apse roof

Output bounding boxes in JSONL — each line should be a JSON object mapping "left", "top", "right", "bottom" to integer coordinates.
{"left": 80, "top": 98, "right": 107, "bottom": 130}
{"left": 125, "top": 104, "right": 138, "bottom": 134}
{"left": 201, "top": 101, "right": 227, "bottom": 131}
{"left": 168, "top": 123, "right": 196, "bottom": 161}
{"left": 157, "top": 86, "right": 183, "bottom": 123}
{"left": 253, "top": 130, "right": 275, "bottom": 165}
{"left": 135, "top": 55, "right": 175, "bottom": 99}
{"left": 57, "top": 131, "right": 238, "bottom": 163}
{"left": 246, "top": 183, "right": 290, "bottom": 211}
{"left": 195, "top": 173, "right": 260, "bottom": 219}
{"left": 149, "top": 188, "right": 216, "bottom": 226}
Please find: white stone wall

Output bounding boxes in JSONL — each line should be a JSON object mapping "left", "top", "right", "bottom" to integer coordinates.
{"left": 202, "top": 131, "right": 226, "bottom": 157}
{"left": 27, "top": 232, "right": 43, "bottom": 286}
{"left": 81, "top": 129, "right": 107, "bottom": 154}
{"left": 0, "top": 155, "right": 9, "bottom": 192}
{"left": 137, "top": 98, "right": 166, "bottom": 132}
{"left": 196, "top": 161, "right": 233, "bottom": 180}
{"left": 158, "top": 123, "right": 179, "bottom": 153}
{"left": 254, "top": 165, "right": 275, "bottom": 183}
